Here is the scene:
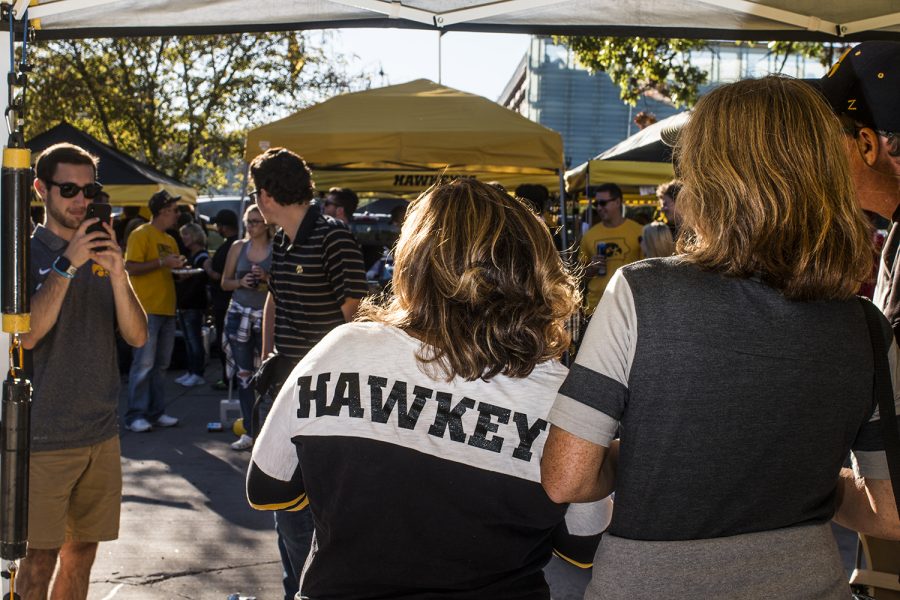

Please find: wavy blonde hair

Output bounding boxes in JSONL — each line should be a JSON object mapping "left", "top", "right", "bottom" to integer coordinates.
{"left": 358, "top": 178, "right": 580, "bottom": 381}
{"left": 674, "top": 76, "right": 871, "bottom": 300}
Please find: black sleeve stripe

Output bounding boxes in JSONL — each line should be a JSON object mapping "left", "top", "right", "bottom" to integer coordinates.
{"left": 551, "top": 519, "right": 602, "bottom": 569}
{"left": 246, "top": 460, "right": 307, "bottom": 511}
{"left": 558, "top": 363, "right": 629, "bottom": 419}
{"left": 853, "top": 414, "right": 900, "bottom": 452}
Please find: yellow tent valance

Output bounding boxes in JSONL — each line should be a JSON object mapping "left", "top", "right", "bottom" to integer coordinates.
{"left": 565, "top": 160, "right": 675, "bottom": 193}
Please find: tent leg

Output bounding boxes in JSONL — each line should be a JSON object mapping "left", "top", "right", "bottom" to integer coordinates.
{"left": 237, "top": 161, "right": 250, "bottom": 237}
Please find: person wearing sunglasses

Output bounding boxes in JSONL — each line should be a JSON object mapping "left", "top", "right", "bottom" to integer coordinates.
{"left": 579, "top": 183, "right": 644, "bottom": 315}
{"left": 817, "top": 40, "right": 900, "bottom": 584}
{"left": 17, "top": 143, "right": 148, "bottom": 600}
{"left": 219, "top": 204, "right": 274, "bottom": 451}
{"left": 819, "top": 43, "right": 900, "bottom": 334}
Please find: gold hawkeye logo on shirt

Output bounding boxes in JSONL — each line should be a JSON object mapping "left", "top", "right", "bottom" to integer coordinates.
{"left": 92, "top": 264, "right": 110, "bottom": 278}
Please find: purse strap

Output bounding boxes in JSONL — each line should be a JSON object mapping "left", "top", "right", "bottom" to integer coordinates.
{"left": 858, "top": 297, "right": 900, "bottom": 516}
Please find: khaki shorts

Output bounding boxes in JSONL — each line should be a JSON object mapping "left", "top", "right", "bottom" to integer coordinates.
{"left": 28, "top": 436, "right": 122, "bottom": 549}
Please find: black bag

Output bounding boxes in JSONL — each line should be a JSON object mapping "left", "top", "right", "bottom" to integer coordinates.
{"left": 251, "top": 352, "right": 296, "bottom": 400}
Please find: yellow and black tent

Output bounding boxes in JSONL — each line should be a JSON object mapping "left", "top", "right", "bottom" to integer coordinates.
{"left": 244, "top": 79, "right": 564, "bottom": 196}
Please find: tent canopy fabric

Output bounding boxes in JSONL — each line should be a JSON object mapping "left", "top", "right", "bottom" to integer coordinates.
{"left": 245, "top": 79, "right": 563, "bottom": 194}
{"left": 25, "top": 0, "right": 900, "bottom": 42}
{"left": 27, "top": 123, "right": 198, "bottom": 206}
{"left": 565, "top": 112, "right": 689, "bottom": 193}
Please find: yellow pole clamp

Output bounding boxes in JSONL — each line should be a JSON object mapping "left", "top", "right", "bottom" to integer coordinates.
{"left": 2, "top": 147, "right": 31, "bottom": 169}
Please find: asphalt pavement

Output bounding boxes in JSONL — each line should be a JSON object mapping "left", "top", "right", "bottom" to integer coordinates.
{"left": 85, "top": 366, "right": 856, "bottom": 599}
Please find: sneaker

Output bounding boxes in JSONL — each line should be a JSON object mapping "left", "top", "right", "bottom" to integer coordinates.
{"left": 230, "top": 434, "right": 254, "bottom": 451}
{"left": 175, "top": 373, "right": 193, "bottom": 385}
{"left": 187, "top": 374, "right": 206, "bottom": 386}
{"left": 127, "top": 418, "right": 152, "bottom": 433}
{"left": 154, "top": 414, "right": 179, "bottom": 428}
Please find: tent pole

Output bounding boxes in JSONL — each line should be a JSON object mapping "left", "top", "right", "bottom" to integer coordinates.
{"left": 237, "top": 161, "right": 250, "bottom": 238}
{"left": 558, "top": 169, "right": 568, "bottom": 252}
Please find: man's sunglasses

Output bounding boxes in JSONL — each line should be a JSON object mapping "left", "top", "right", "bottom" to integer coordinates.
{"left": 593, "top": 198, "right": 619, "bottom": 207}
{"left": 49, "top": 180, "right": 103, "bottom": 199}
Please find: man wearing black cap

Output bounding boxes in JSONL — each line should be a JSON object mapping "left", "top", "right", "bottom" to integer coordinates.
{"left": 209, "top": 208, "right": 240, "bottom": 388}
{"left": 817, "top": 42, "right": 900, "bottom": 337}
{"left": 818, "top": 40, "right": 900, "bottom": 580}
{"left": 123, "top": 190, "right": 187, "bottom": 432}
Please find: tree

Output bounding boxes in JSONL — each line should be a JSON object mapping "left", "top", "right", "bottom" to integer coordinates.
{"left": 555, "top": 37, "right": 847, "bottom": 109}
{"left": 27, "top": 32, "right": 370, "bottom": 191}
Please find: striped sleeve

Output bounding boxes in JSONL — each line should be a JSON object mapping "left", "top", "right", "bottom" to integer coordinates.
{"left": 548, "top": 269, "right": 637, "bottom": 447}
{"left": 850, "top": 336, "right": 900, "bottom": 479}
{"left": 322, "top": 227, "right": 367, "bottom": 302}
{"left": 247, "top": 367, "right": 308, "bottom": 511}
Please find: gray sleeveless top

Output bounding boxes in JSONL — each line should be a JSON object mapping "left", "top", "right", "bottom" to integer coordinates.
{"left": 232, "top": 240, "right": 272, "bottom": 310}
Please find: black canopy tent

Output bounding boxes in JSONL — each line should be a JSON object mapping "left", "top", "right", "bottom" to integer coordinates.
{"left": 27, "top": 123, "right": 197, "bottom": 206}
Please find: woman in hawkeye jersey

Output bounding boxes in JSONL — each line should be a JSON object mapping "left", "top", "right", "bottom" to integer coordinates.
{"left": 247, "top": 178, "right": 611, "bottom": 599}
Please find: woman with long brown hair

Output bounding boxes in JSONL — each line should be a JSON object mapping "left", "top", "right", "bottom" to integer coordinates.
{"left": 247, "top": 178, "right": 588, "bottom": 598}
{"left": 542, "top": 76, "right": 900, "bottom": 599}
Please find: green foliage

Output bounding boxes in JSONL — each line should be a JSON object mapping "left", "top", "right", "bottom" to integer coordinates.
{"left": 556, "top": 37, "right": 848, "bottom": 109}
{"left": 27, "top": 32, "right": 369, "bottom": 192}
{"left": 555, "top": 36, "right": 710, "bottom": 107}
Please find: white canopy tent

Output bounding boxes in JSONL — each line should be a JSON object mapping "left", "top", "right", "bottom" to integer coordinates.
{"left": 14, "top": 1, "right": 900, "bottom": 41}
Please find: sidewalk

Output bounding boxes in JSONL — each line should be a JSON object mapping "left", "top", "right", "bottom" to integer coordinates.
{"left": 90, "top": 372, "right": 282, "bottom": 600}
{"left": 86, "top": 367, "right": 855, "bottom": 599}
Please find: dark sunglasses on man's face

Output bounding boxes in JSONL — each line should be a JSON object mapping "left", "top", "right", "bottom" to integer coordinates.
{"left": 49, "top": 180, "right": 103, "bottom": 199}
{"left": 594, "top": 198, "right": 618, "bottom": 207}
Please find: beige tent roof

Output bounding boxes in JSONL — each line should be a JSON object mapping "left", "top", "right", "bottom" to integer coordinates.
{"left": 244, "top": 79, "right": 563, "bottom": 190}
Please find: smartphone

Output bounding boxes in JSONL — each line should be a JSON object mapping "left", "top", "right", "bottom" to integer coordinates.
{"left": 85, "top": 203, "right": 113, "bottom": 252}
{"left": 85, "top": 203, "right": 112, "bottom": 235}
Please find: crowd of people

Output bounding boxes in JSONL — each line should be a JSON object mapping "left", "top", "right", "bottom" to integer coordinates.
{"left": 13, "top": 39, "right": 900, "bottom": 600}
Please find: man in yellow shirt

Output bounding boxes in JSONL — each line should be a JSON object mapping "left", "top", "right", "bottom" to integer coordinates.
{"left": 580, "top": 183, "right": 644, "bottom": 313}
{"left": 124, "top": 190, "right": 186, "bottom": 432}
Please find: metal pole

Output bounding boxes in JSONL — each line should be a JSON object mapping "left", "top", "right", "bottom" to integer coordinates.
{"left": 437, "top": 30, "right": 444, "bottom": 84}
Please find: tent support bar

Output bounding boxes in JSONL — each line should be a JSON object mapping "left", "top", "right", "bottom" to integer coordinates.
{"left": 26, "top": 0, "right": 123, "bottom": 20}
{"left": 326, "top": 0, "right": 566, "bottom": 28}
{"left": 843, "top": 12, "right": 900, "bottom": 35}
{"left": 438, "top": 0, "right": 567, "bottom": 27}
{"left": 693, "top": 0, "right": 839, "bottom": 36}
{"left": 325, "top": 0, "right": 435, "bottom": 26}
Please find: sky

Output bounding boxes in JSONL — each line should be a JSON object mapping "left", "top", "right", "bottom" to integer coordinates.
{"left": 330, "top": 29, "right": 532, "bottom": 101}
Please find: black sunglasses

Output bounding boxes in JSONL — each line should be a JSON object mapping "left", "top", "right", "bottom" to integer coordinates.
{"left": 248, "top": 190, "right": 259, "bottom": 202}
{"left": 49, "top": 180, "right": 103, "bottom": 199}
{"left": 593, "top": 198, "right": 619, "bottom": 207}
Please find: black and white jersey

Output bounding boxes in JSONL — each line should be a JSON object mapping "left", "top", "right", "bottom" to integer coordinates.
{"left": 247, "top": 322, "right": 592, "bottom": 599}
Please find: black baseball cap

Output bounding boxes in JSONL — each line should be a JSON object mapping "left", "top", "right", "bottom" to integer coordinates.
{"left": 148, "top": 189, "right": 181, "bottom": 215}
{"left": 212, "top": 209, "right": 239, "bottom": 229}
{"left": 818, "top": 41, "right": 900, "bottom": 132}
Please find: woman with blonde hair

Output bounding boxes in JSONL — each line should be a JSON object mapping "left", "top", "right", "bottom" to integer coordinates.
{"left": 247, "top": 178, "right": 590, "bottom": 598}
{"left": 640, "top": 221, "right": 675, "bottom": 258}
{"left": 542, "top": 76, "right": 900, "bottom": 599}
{"left": 220, "top": 203, "right": 273, "bottom": 451}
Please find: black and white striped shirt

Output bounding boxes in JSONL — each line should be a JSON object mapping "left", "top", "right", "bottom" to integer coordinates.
{"left": 269, "top": 205, "right": 367, "bottom": 359}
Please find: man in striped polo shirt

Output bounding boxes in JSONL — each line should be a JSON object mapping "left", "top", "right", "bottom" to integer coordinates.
{"left": 249, "top": 147, "right": 367, "bottom": 600}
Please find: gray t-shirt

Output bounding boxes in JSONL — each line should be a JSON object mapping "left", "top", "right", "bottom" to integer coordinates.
{"left": 30, "top": 225, "right": 120, "bottom": 452}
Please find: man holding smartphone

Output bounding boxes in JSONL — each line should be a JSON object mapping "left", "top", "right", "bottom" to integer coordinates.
{"left": 17, "top": 143, "right": 148, "bottom": 600}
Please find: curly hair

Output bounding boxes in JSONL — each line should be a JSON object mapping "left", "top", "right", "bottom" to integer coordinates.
{"left": 249, "top": 147, "right": 315, "bottom": 206}
{"left": 358, "top": 178, "right": 580, "bottom": 381}
{"left": 674, "top": 76, "right": 871, "bottom": 301}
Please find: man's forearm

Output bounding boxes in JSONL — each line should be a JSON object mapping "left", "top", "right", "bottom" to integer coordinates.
{"left": 833, "top": 468, "right": 900, "bottom": 540}
{"left": 125, "top": 259, "right": 164, "bottom": 276}
{"left": 20, "top": 273, "right": 71, "bottom": 350}
{"left": 111, "top": 275, "right": 147, "bottom": 347}
{"left": 341, "top": 297, "right": 361, "bottom": 323}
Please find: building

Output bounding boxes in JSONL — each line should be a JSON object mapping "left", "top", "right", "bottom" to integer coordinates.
{"left": 499, "top": 37, "right": 828, "bottom": 168}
